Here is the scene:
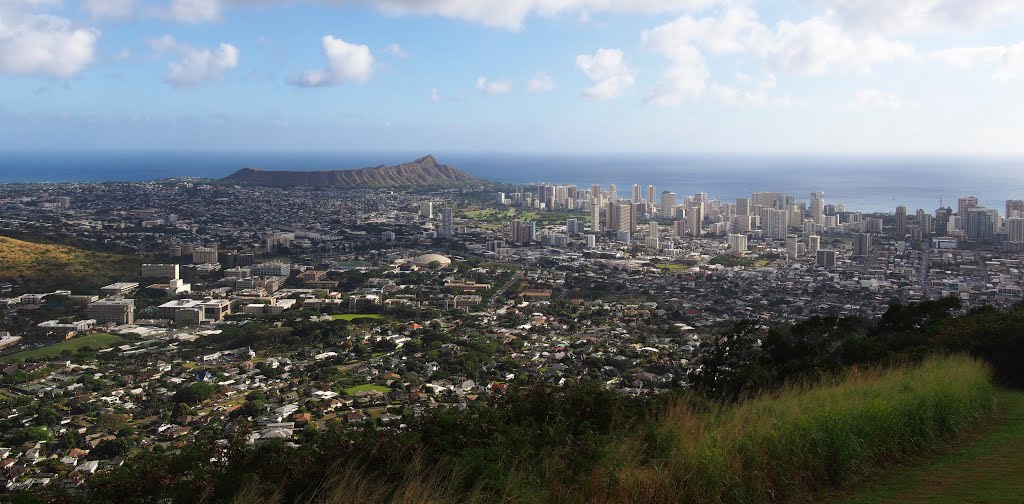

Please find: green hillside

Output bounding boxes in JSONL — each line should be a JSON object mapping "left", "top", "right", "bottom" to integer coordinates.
{"left": 0, "top": 236, "right": 141, "bottom": 294}
{"left": 841, "top": 388, "right": 1024, "bottom": 504}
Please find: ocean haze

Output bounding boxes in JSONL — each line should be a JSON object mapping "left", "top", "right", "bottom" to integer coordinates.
{"left": 1, "top": 151, "right": 1022, "bottom": 214}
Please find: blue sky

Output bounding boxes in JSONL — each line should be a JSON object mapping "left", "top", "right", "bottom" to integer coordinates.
{"left": 2, "top": 0, "right": 1024, "bottom": 153}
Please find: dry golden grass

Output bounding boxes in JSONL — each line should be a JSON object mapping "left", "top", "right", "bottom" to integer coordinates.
{"left": 0, "top": 236, "right": 140, "bottom": 292}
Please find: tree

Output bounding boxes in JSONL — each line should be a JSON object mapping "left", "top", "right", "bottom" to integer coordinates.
{"left": 687, "top": 320, "right": 769, "bottom": 400}
{"left": 172, "top": 382, "right": 217, "bottom": 405}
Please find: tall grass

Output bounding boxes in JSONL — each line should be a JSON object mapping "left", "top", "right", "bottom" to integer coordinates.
{"left": 582, "top": 354, "right": 997, "bottom": 504}
{"left": 230, "top": 355, "right": 996, "bottom": 504}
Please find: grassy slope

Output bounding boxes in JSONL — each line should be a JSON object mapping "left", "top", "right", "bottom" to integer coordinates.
{"left": 0, "top": 333, "right": 124, "bottom": 362}
{"left": 583, "top": 356, "right": 997, "bottom": 504}
{"left": 0, "top": 236, "right": 141, "bottom": 293}
{"left": 228, "top": 356, "right": 996, "bottom": 504}
{"left": 839, "top": 388, "right": 1024, "bottom": 504}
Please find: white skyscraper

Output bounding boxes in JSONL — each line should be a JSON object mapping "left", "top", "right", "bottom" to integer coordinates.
{"left": 1008, "top": 218, "right": 1024, "bottom": 243}
{"left": 811, "top": 191, "right": 825, "bottom": 226}
{"left": 736, "top": 197, "right": 750, "bottom": 217}
{"left": 419, "top": 201, "right": 434, "bottom": 219}
{"left": 727, "top": 233, "right": 748, "bottom": 252}
{"left": 661, "top": 191, "right": 677, "bottom": 218}
{"left": 786, "top": 235, "right": 799, "bottom": 258}
{"left": 765, "top": 209, "right": 790, "bottom": 240}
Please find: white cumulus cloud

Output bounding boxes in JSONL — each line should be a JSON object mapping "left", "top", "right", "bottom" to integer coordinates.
{"left": 294, "top": 35, "right": 374, "bottom": 87}
{"left": 931, "top": 42, "right": 1024, "bottom": 81}
{"left": 167, "top": 0, "right": 221, "bottom": 23}
{"left": 362, "top": 0, "right": 729, "bottom": 30}
{"left": 476, "top": 76, "right": 512, "bottom": 95}
{"left": 823, "top": 0, "right": 1024, "bottom": 33}
{"left": 83, "top": 0, "right": 136, "bottom": 19}
{"left": 150, "top": 36, "right": 239, "bottom": 87}
{"left": 0, "top": 2, "right": 100, "bottom": 78}
{"left": 576, "top": 48, "right": 636, "bottom": 100}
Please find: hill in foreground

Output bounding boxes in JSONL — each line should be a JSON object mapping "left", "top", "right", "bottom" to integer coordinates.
{"left": 221, "top": 155, "right": 482, "bottom": 188}
{"left": 0, "top": 236, "right": 141, "bottom": 294}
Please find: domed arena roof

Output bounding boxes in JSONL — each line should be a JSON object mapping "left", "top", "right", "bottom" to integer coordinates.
{"left": 411, "top": 253, "right": 452, "bottom": 268}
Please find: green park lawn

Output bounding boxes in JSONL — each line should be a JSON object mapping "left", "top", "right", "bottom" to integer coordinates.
{"left": 331, "top": 314, "right": 385, "bottom": 321}
{"left": 0, "top": 333, "right": 124, "bottom": 362}
{"left": 654, "top": 263, "right": 689, "bottom": 272}
{"left": 343, "top": 384, "right": 392, "bottom": 396}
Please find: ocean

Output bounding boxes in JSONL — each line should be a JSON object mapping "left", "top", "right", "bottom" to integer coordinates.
{"left": 1, "top": 150, "right": 1022, "bottom": 214}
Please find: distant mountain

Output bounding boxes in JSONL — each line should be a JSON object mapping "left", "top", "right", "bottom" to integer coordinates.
{"left": 221, "top": 155, "right": 482, "bottom": 188}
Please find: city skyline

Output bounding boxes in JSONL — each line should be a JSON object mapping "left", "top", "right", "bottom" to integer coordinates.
{"left": 4, "top": 1, "right": 1024, "bottom": 153}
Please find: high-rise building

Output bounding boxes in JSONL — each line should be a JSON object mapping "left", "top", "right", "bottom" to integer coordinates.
{"left": 648, "top": 221, "right": 658, "bottom": 238}
{"left": 687, "top": 208, "right": 702, "bottom": 237}
{"left": 661, "top": 191, "right": 677, "bottom": 218}
{"left": 786, "top": 235, "right": 799, "bottom": 258}
{"left": 727, "top": 233, "right": 747, "bottom": 252}
{"left": 810, "top": 191, "right": 825, "bottom": 226}
{"left": 510, "top": 221, "right": 536, "bottom": 244}
{"left": 808, "top": 235, "right": 821, "bottom": 256}
{"left": 731, "top": 215, "right": 752, "bottom": 233}
{"left": 765, "top": 208, "right": 789, "bottom": 240}
{"left": 632, "top": 184, "right": 642, "bottom": 202}
{"left": 591, "top": 184, "right": 601, "bottom": 199}
{"left": 591, "top": 204, "right": 602, "bottom": 232}
{"left": 957, "top": 196, "right": 979, "bottom": 229}
{"left": 608, "top": 184, "right": 617, "bottom": 202}
{"left": 736, "top": 197, "right": 751, "bottom": 217}
{"left": 854, "top": 233, "right": 872, "bottom": 257}
{"left": 673, "top": 220, "right": 687, "bottom": 239}
{"left": 192, "top": 246, "right": 218, "bottom": 265}
{"left": 585, "top": 234, "right": 597, "bottom": 248}
{"left": 87, "top": 299, "right": 135, "bottom": 325}
{"left": 965, "top": 208, "right": 997, "bottom": 241}
{"left": 1008, "top": 217, "right": 1024, "bottom": 243}
{"left": 895, "top": 206, "right": 907, "bottom": 238}
{"left": 816, "top": 250, "right": 837, "bottom": 268}
{"left": 608, "top": 201, "right": 635, "bottom": 234}
{"left": 538, "top": 184, "right": 555, "bottom": 210}
{"left": 440, "top": 208, "right": 454, "bottom": 238}
{"left": 419, "top": 201, "right": 434, "bottom": 219}
{"left": 1007, "top": 200, "right": 1024, "bottom": 220}
{"left": 647, "top": 185, "right": 656, "bottom": 205}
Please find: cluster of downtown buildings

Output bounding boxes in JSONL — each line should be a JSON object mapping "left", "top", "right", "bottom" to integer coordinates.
{"left": 0, "top": 176, "right": 1021, "bottom": 494}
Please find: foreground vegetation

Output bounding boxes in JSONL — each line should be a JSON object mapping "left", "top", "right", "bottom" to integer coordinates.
{"left": 0, "top": 236, "right": 140, "bottom": 293}
{"left": 25, "top": 297, "right": 1024, "bottom": 504}
{"left": 587, "top": 355, "right": 995, "bottom": 504}
{"left": 841, "top": 387, "right": 1024, "bottom": 504}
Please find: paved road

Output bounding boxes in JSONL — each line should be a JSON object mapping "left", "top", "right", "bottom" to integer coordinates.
{"left": 489, "top": 270, "right": 523, "bottom": 309}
